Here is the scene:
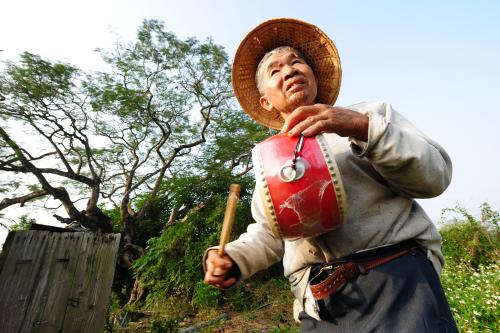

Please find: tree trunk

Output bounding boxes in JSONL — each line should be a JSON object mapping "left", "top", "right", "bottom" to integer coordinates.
{"left": 115, "top": 215, "right": 145, "bottom": 304}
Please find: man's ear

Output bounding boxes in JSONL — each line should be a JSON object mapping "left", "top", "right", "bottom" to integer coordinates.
{"left": 259, "top": 96, "right": 273, "bottom": 112}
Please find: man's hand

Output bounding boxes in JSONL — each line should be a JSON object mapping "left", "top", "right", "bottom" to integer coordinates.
{"left": 282, "top": 104, "right": 369, "bottom": 141}
{"left": 204, "top": 249, "right": 238, "bottom": 289}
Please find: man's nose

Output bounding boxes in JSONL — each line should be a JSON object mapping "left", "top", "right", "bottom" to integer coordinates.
{"left": 283, "top": 65, "right": 298, "bottom": 81}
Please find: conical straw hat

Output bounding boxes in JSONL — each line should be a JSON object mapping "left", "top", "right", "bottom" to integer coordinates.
{"left": 232, "top": 18, "right": 342, "bottom": 130}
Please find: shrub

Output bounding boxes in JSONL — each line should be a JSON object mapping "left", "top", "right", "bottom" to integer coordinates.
{"left": 440, "top": 203, "right": 499, "bottom": 332}
{"left": 192, "top": 281, "right": 220, "bottom": 307}
{"left": 132, "top": 192, "right": 253, "bottom": 306}
{"left": 440, "top": 203, "right": 499, "bottom": 267}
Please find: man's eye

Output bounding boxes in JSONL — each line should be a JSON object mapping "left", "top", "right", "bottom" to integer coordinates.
{"left": 292, "top": 59, "right": 302, "bottom": 65}
{"left": 271, "top": 69, "right": 279, "bottom": 76}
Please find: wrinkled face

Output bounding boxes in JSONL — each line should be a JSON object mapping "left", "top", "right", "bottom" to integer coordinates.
{"left": 258, "top": 49, "right": 317, "bottom": 118}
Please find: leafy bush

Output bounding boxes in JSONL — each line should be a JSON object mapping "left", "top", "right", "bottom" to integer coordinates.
{"left": 192, "top": 281, "right": 220, "bottom": 307}
{"left": 440, "top": 203, "right": 499, "bottom": 267}
{"left": 440, "top": 203, "right": 499, "bottom": 332}
{"left": 132, "top": 192, "right": 254, "bottom": 306}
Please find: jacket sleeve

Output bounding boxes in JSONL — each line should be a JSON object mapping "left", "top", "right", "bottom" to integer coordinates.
{"left": 221, "top": 186, "right": 285, "bottom": 281}
{"left": 348, "top": 101, "right": 452, "bottom": 198}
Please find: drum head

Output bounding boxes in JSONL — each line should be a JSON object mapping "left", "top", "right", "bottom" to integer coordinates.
{"left": 254, "top": 133, "right": 347, "bottom": 239}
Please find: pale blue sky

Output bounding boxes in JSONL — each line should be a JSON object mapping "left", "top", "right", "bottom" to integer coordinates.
{"left": 1, "top": 1, "right": 499, "bottom": 244}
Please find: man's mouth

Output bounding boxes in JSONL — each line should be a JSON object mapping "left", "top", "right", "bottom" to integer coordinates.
{"left": 285, "top": 78, "right": 306, "bottom": 92}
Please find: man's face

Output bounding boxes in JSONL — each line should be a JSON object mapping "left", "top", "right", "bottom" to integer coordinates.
{"left": 258, "top": 49, "right": 317, "bottom": 119}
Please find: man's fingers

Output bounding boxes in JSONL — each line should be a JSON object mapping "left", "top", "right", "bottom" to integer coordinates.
{"left": 301, "top": 120, "right": 327, "bottom": 137}
{"left": 204, "top": 271, "right": 237, "bottom": 290}
{"left": 206, "top": 259, "right": 214, "bottom": 272}
{"left": 282, "top": 105, "right": 318, "bottom": 132}
{"left": 206, "top": 262, "right": 230, "bottom": 279}
{"left": 204, "top": 272, "right": 225, "bottom": 285}
{"left": 288, "top": 114, "right": 329, "bottom": 137}
{"left": 206, "top": 250, "right": 232, "bottom": 271}
{"left": 204, "top": 250, "right": 237, "bottom": 289}
{"left": 213, "top": 265, "right": 230, "bottom": 277}
{"left": 288, "top": 116, "right": 313, "bottom": 136}
{"left": 209, "top": 257, "right": 232, "bottom": 272}
{"left": 284, "top": 105, "right": 369, "bottom": 139}
{"left": 284, "top": 104, "right": 334, "bottom": 136}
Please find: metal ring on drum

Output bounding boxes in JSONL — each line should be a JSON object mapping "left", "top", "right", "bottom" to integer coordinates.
{"left": 279, "top": 159, "right": 306, "bottom": 183}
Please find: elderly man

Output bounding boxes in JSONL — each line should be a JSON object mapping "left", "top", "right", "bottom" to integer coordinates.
{"left": 204, "top": 18, "right": 457, "bottom": 332}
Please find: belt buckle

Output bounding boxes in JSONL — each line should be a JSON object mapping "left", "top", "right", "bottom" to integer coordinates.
{"left": 310, "top": 263, "right": 338, "bottom": 284}
{"left": 319, "top": 264, "right": 336, "bottom": 274}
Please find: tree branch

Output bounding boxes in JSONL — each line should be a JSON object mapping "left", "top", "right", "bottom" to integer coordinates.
{"left": 0, "top": 126, "right": 81, "bottom": 219}
{"left": 0, "top": 189, "right": 49, "bottom": 210}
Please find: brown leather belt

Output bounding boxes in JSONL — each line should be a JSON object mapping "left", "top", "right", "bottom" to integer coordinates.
{"left": 310, "top": 242, "right": 417, "bottom": 301}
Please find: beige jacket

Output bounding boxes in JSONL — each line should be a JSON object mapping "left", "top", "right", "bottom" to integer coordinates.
{"left": 217, "top": 101, "right": 452, "bottom": 319}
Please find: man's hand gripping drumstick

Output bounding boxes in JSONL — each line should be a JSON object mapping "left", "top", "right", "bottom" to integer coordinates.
{"left": 204, "top": 184, "right": 241, "bottom": 289}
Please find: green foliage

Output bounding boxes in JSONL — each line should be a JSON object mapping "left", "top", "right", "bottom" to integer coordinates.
{"left": 1, "top": 52, "right": 79, "bottom": 107}
{"left": 87, "top": 18, "right": 234, "bottom": 169}
{"left": 101, "top": 205, "right": 122, "bottom": 233}
{"left": 440, "top": 203, "right": 499, "bottom": 267}
{"left": 132, "top": 191, "right": 254, "bottom": 306}
{"left": 192, "top": 281, "right": 220, "bottom": 307}
{"left": 102, "top": 201, "right": 165, "bottom": 247}
{"left": 8, "top": 214, "right": 35, "bottom": 231}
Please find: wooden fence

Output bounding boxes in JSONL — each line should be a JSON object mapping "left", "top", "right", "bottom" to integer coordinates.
{"left": 0, "top": 230, "right": 120, "bottom": 333}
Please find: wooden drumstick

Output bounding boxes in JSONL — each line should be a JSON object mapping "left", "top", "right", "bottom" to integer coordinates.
{"left": 214, "top": 183, "right": 241, "bottom": 276}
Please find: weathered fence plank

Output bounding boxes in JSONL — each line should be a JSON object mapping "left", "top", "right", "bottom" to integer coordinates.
{"left": 0, "top": 231, "right": 120, "bottom": 333}
{"left": 21, "top": 232, "right": 64, "bottom": 331}
{"left": 22, "top": 233, "right": 85, "bottom": 332}
{"left": 62, "top": 233, "right": 120, "bottom": 332}
{"left": 0, "top": 231, "right": 51, "bottom": 331}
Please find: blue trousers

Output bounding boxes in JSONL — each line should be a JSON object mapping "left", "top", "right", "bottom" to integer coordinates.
{"left": 299, "top": 248, "right": 458, "bottom": 332}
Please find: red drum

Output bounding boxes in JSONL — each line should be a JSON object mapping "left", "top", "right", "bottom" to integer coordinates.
{"left": 253, "top": 133, "right": 347, "bottom": 239}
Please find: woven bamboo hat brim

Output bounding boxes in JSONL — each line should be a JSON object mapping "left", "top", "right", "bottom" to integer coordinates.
{"left": 232, "top": 18, "right": 342, "bottom": 130}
